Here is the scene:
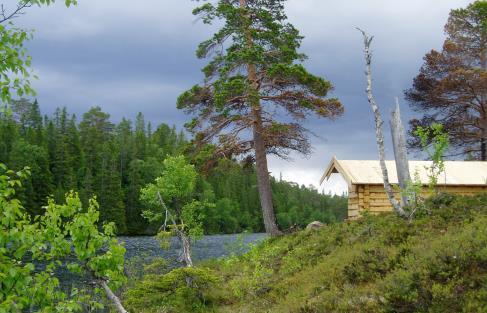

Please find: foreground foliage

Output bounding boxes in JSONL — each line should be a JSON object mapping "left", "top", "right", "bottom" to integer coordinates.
{"left": 0, "top": 165, "right": 126, "bottom": 312}
{"left": 124, "top": 193, "right": 487, "bottom": 313}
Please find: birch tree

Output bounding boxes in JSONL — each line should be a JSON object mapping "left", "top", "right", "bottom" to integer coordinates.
{"left": 0, "top": 165, "right": 128, "bottom": 313}
{"left": 140, "top": 156, "right": 213, "bottom": 267}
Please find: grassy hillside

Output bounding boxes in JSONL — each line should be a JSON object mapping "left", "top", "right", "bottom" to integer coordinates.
{"left": 123, "top": 193, "right": 487, "bottom": 313}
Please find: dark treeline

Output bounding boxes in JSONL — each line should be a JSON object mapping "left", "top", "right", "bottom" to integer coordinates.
{"left": 0, "top": 99, "right": 346, "bottom": 235}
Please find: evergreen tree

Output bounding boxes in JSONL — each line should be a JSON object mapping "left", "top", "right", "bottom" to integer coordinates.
{"left": 8, "top": 139, "right": 52, "bottom": 214}
{"left": 28, "top": 100, "right": 44, "bottom": 146}
{"left": 134, "top": 112, "right": 147, "bottom": 160}
{"left": 0, "top": 101, "right": 346, "bottom": 235}
{"left": 0, "top": 106, "right": 17, "bottom": 163}
{"left": 98, "top": 142, "right": 127, "bottom": 234}
{"left": 79, "top": 106, "right": 113, "bottom": 174}
{"left": 52, "top": 108, "right": 73, "bottom": 194}
{"left": 405, "top": 1, "right": 487, "bottom": 160}
{"left": 66, "top": 114, "right": 83, "bottom": 188}
{"left": 80, "top": 166, "right": 94, "bottom": 207}
{"left": 116, "top": 118, "right": 134, "bottom": 184}
{"left": 179, "top": 0, "right": 343, "bottom": 235}
{"left": 126, "top": 159, "right": 147, "bottom": 234}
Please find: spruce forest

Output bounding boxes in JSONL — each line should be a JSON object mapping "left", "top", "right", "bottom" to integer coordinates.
{"left": 0, "top": 99, "right": 346, "bottom": 235}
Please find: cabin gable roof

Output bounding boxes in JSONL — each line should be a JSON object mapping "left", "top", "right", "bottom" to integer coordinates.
{"left": 320, "top": 157, "right": 487, "bottom": 187}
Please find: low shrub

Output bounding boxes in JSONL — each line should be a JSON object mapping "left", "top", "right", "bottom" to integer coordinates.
{"left": 124, "top": 267, "right": 220, "bottom": 313}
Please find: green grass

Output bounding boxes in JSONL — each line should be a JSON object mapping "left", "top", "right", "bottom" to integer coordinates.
{"left": 123, "top": 193, "right": 487, "bottom": 313}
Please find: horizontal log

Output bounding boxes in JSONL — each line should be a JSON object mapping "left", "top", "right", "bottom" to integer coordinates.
{"left": 370, "top": 207, "right": 393, "bottom": 212}
{"left": 370, "top": 199, "right": 394, "bottom": 204}
{"left": 370, "top": 191, "right": 399, "bottom": 198}
{"left": 363, "top": 184, "right": 487, "bottom": 193}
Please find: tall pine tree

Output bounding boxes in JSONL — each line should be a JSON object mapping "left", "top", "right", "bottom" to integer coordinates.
{"left": 178, "top": 0, "right": 343, "bottom": 235}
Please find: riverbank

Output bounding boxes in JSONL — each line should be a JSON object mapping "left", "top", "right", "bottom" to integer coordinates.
{"left": 123, "top": 193, "right": 487, "bottom": 312}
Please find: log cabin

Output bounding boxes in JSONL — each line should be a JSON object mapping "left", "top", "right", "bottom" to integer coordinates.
{"left": 320, "top": 157, "right": 487, "bottom": 219}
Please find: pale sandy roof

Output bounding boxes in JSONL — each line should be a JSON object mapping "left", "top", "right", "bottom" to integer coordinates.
{"left": 320, "top": 157, "right": 487, "bottom": 187}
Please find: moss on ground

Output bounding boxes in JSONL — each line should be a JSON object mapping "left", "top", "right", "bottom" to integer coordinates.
{"left": 123, "top": 193, "right": 487, "bottom": 313}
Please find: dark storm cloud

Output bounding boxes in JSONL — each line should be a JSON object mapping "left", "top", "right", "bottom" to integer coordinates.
{"left": 13, "top": 0, "right": 472, "bottom": 191}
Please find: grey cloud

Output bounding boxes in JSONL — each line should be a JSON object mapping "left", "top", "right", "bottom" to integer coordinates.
{"left": 11, "top": 0, "right": 472, "bottom": 189}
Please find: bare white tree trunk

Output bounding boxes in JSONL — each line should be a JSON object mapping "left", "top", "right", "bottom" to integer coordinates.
{"left": 100, "top": 280, "right": 128, "bottom": 313}
{"left": 358, "top": 28, "right": 407, "bottom": 218}
{"left": 390, "top": 98, "right": 411, "bottom": 207}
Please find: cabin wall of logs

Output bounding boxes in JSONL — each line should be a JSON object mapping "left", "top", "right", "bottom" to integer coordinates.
{"left": 347, "top": 184, "right": 487, "bottom": 219}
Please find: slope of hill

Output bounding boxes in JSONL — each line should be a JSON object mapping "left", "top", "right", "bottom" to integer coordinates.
{"left": 124, "top": 193, "right": 487, "bottom": 313}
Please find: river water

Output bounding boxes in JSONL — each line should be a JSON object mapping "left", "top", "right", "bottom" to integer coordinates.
{"left": 56, "top": 233, "right": 267, "bottom": 288}
{"left": 120, "top": 233, "right": 267, "bottom": 269}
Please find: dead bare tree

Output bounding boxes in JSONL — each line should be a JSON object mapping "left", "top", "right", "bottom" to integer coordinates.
{"left": 357, "top": 28, "right": 408, "bottom": 218}
{"left": 390, "top": 98, "right": 412, "bottom": 207}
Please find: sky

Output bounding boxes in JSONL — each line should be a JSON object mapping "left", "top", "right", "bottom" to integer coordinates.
{"left": 13, "top": 0, "right": 472, "bottom": 194}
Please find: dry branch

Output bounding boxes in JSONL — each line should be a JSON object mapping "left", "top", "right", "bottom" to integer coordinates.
{"left": 100, "top": 280, "right": 128, "bottom": 313}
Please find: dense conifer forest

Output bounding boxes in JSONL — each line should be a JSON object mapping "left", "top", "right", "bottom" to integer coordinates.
{"left": 0, "top": 99, "right": 346, "bottom": 235}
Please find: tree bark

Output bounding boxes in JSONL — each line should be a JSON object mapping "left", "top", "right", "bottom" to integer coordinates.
{"left": 252, "top": 108, "right": 281, "bottom": 236}
{"left": 481, "top": 111, "right": 487, "bottom": 161}
{"left": 178, "top": 231, "right": 193, "bottom": 267}
{"left": 480, "top": 43, "right": 487, "bottom": 161}
{"left": 240, "top": 0, "right": 281, "bottom": 236}
{"left": 358, "top": 28, "right": 407, "bottom": 218}
{"left": 100, "top": 280, "right": 128, "bottom": 313}
{"left": 390, "top": 99, "right": 411, "bottom": 206}
{"left": 480, "top": 47, "right": 487, "bottom": 161}
{"left": 156, "top": 191, "right": 193, "bottom": 267}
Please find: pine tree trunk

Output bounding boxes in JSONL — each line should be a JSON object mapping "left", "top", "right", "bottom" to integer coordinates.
{"left": 240, "top": 0, "right": 281, "bottom": 236}
{"left": 481, "top": 111, "right": 486, "bottom": 161}
{"left": 252, "top": 107, "right": 281, "bottom": 236}
{"left": 481, "top": 47, "right": 486, "bottom": 161}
